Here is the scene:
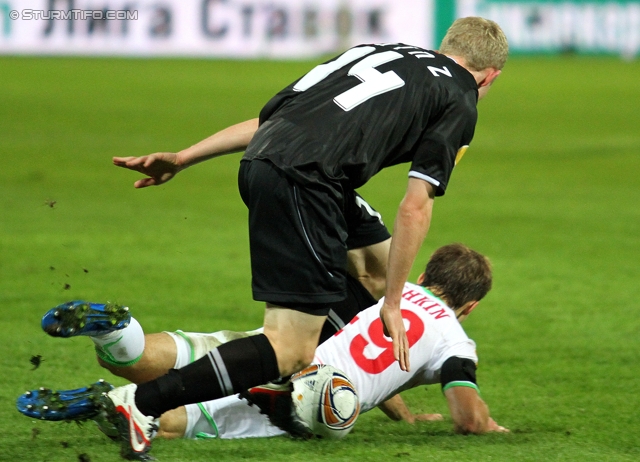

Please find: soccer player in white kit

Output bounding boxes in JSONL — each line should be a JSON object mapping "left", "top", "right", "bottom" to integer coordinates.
{"left": 173, "top": 244, "right": 506, "bottom": 438}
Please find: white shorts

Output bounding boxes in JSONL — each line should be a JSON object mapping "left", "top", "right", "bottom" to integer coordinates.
{"left": 164, "top": 329, "right": 285, "bottom": 439}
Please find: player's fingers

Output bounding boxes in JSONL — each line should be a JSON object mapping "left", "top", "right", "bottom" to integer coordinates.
{"left": 134, "top": 177, "right": 157, "bottom": 188}
{"left": 392, "top": 337, "right": 400, "bottom": 362}
{"left": 143, "top": 156, "right": 159, "bottom": 168}
{"left": 398, "top": 347, "right": 404, "bottom": 370}
{"left": 113, "top": 156, "right": 137, "bottom": 166}
{"left": 126, "top": 156, "right": 150, "bottom": 168}
{"left": 403, "top": 344, "right": 410, "bottom": 372}
{"left": 398, "top": 341, "right": 409, "bottom": 372}
{"left": 401, "top": 333, "right": 410, "bottom": 371}
{"left": 115, "top": 157, "right": 149, "bottom": 173}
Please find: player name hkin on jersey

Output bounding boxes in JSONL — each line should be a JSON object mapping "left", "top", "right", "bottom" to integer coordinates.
{"left": 401, "top": 285, "right": 451, "bottom": 319}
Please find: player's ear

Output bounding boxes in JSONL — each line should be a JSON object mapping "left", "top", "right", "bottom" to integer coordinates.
{"left": 478, "top": 68, "right": 501, "bottom": 88}
{"left": 464, "top": 301, "right": 480, "bottom": 315}
{"left": 417, "top": 272, "right": 426, "bottom": 285}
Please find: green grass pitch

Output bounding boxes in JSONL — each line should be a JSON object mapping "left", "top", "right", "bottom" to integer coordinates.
{"left": 0, "top": 54, "right": 639, "bottom": 461}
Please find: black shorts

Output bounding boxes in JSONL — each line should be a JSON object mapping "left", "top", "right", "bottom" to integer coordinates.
{"left": 238, "top": 159, "right": 389, "bottom": 313}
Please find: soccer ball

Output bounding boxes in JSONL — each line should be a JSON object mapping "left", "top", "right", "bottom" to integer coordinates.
{"left": 291, "top": 364, "right": 360, "bottom": 439}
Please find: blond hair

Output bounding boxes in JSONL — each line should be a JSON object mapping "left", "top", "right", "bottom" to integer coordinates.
{"left": 439, "top": 17, "right": 509, "bottom": 71}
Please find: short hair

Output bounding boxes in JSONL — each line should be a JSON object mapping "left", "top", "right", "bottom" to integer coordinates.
{"left": 439, "top": 17, "right": 509, "bottom": 71}
{"left": 420, "top": 243, "right": 492, "bottom": 309}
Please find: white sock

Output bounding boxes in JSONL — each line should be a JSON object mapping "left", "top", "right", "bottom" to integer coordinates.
{"left": 92, "top": 317, "right": 145, "bottom": 366}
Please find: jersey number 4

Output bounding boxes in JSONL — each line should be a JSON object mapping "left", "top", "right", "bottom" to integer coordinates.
{"left": 293, "top": 46, "right": 405, "bottom": 112}
{"left": 349, "top": 309, "right": 424, "bottom": 374}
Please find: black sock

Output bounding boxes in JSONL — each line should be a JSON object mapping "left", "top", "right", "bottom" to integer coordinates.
{"left": 318, "top": 274, "right": 376, "bottom": 344}
{"left": 134, "top": 333, "right": 280, "bottom": 417}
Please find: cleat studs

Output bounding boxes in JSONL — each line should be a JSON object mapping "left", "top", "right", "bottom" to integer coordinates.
{"left": 123, "top": 322, "right": 129, "bottom": 327}
{"left": 123, "top": 306, "right": 129, "bottom": 312}
{"left": 25, "top": 391, "right": 32, "bottom": 397}
{"left": 53, "top": 310, "right": 60, "bottom": 317}
{"left": 42, "top": 405, "right": 49, "bottom": 410}
{"left": 68, "top": 327, "right": 75, "bottom": 334}
{"left": 56, "top": 327, "right": 62, "bottom": 333}
{"left": 26, "top": 404, "right": 33, "bottom": 410}
{"left": 98, "top": 379, "right": 105, "bottom": 383}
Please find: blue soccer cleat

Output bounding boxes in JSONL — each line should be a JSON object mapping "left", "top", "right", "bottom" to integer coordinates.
{"left": 16, "top": 380, "right": 113, "bottom": 422}
{"left": 18, "top": 381, "right": 159, "bottom": 460}
{"left": 42, "top": 301, "right": 131, "bottom": 337}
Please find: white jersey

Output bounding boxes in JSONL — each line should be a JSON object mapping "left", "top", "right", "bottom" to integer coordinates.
{"left": 314, "top": 282, "right": 477, "bottom": 412}
{"left": 169, "top": 282, "right": 477, "bottom": 439}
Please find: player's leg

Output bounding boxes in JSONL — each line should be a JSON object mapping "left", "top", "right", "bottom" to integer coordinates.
{"left": 125, "top": 161, "right": 341, "bottom": 422}
{"left": 42, "top": 301, "right": 147, "bottom": 369}
{"left": 314, "top": 193, "right": 391, "bottom": 342}
{"left": 98, "top": 160, "right": 347, "bottom": 456}
{"left": 155, "top": 329, "right": 284, "bottom": 440}
{"left": 124, "top": 307, "right": 324, "bottom": 435}
{"left": 41, "top": 301, "right": 177, "bottom": 384}
{"left": 156, "top": 407, "right": 188, "bottom": 439}
{"left": 345, "top": 192, "right": 392, "bottom": 301}
{"left": 347, "top": 238, "right": 391, "bottom": 300}
{"left": 158, "top": 396, "right": 287, "bottom": 440}
{"left": 262, "top": 305, "right": 325, "bottom": 376}
{"left": 98, "top": 333, "right": 177, "bottom": 384}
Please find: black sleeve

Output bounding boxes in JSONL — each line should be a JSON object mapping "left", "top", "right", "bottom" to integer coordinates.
{"left": 409, "top": 90, "right": 478, "bottom": 196}
{"left": 440, "top": 356, "right": 479, "bottom": 393}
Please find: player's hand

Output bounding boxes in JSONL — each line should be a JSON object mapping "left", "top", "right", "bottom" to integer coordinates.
{"left": 113, "top": 152, "right": 181, "bottom": 188}
{"left": 487, "top": 417, "right": 509, "bottom": 433}
{"left": 380, "top": 303, "right": 410, "bottom": 372}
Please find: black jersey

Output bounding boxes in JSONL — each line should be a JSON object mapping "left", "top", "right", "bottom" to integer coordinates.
{"left": 243, "top": 43, "right": 478, "bottom": 196}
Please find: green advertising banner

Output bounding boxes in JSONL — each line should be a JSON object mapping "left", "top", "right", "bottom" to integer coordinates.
{"left": 437, "top": 0, "right": 640, "bottom": 57}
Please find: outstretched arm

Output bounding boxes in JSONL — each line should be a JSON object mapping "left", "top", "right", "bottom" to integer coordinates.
{"left": 377, "top": 394, "right": 443, "bottom": 424}
{"left": 439, "top": 356, "right": 508, "bottom": 434}
{"left": 380, "top": 178, "right": 435, "bottom": 372}
{"left": 444, "top": 386, "right": 508, "bottom": 434}
{"left": 113, "top": 118, "right": 259, "bottom": 188}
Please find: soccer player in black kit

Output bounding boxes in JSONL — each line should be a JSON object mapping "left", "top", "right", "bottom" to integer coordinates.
{"left": 95, "top": 16, "right": 507, "bottom": 459}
